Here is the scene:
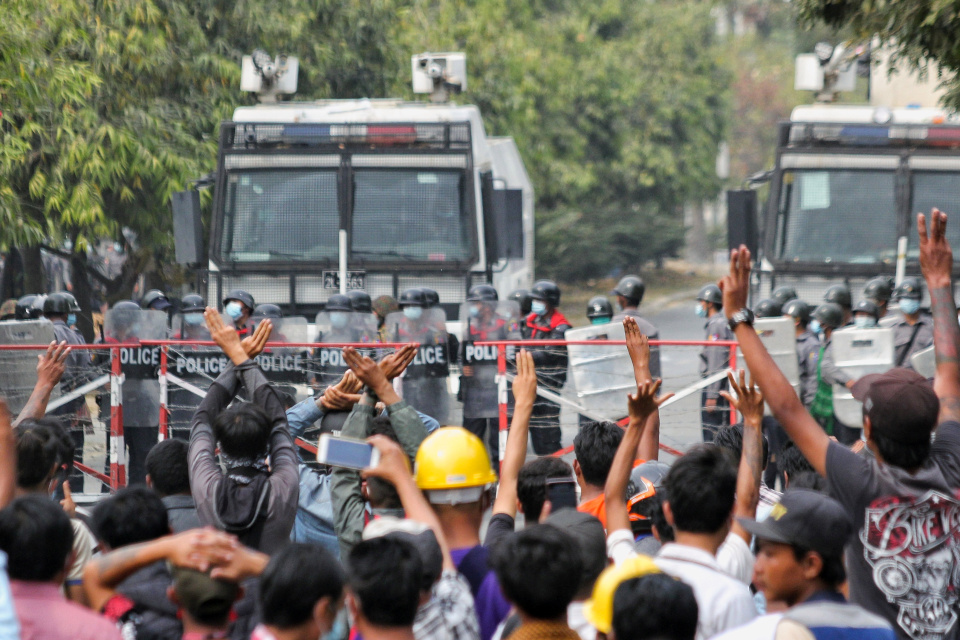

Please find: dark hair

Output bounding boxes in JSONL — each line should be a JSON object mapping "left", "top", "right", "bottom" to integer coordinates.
{"left": 33, "top": 417, "right": 75, "bottom": 472}
{"left": 612, "top": 574, "right": 698, "bottom": 640}
{"left": 145, "top": 439, "right": 191, "bottom": 497}
{"left": 366, "top": 416, "right": 403, "bottom": 509}
{"left": 517, "top": 457, "right": 574, "bottom": 521}
{"left": 0, "top": 495, "right": 74, "bottom": 581}
{"left": 871, "top": 429, "right": 931, "bottom": 470}
{"left": 347, "top": 537, "right": 422, "bottom": 627}
{"left": 261, "top": 543, "right": 344, "bottom": 629}
{"left": 779, "top": 440, "right": 815, "bottom": 478}
{"left": 788, "top": 470, "right": 826, "bottom": 492}
{"left": 713, "top": 423, "right": 769, "bottom": 469}
{"left": 649, "top": 493, "right": 675, "bottom": 543}
{"left": 213, "top": 403, "right": 271, "bottom": 459}
{"left": 92, "top": 486, "right": 170, "bottom": 548}
{"left": 489, "top": 524, "right": 582, "bottom": 620}
{"left": 663, "top": 445, "right": 737, "bottom": 534}
{"left": 790, "top": 545, "right": 846, "bottom": 589}
{"left": 573, "top": 421, "right": 624, "bottom": 487}
{"left": 15, "top": 421, "right": 61, "bottom": 488}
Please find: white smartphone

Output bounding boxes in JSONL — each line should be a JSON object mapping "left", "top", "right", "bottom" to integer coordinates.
{"left": 316, "top": 434, "right": 380, "bottom": 470}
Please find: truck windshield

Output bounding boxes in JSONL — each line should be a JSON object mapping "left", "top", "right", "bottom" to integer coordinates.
{"left": 908, "top": 171, "right": 960, "bottom": 257}
{"left": 351, "top": 169, "right": 472, "bottom": 262}
{"left": 221, "top": 170, "right": 339, "bottom": 262}
{"left": 777, "top": 169, "right": 897, "bottom": 264}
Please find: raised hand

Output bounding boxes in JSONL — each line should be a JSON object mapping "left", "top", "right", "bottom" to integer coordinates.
{"left": 60, "top": 481, "right": 76, "bottom": 518}
{"left": 919, "top": 208, "right": 953, "bottom": 288}
{"left": 720, "top": 369, "right": 764, "bottom": 426}
{"left": 512, "top": 349, "right": 537, "bottom": 409}
{"left": 320, "top": 384, "right": 362, "bottom": 411}
{"left": 379, "top": 344, "right": 418, "bottom": 380}
{"left": 363, "top": 435, "right": 412, "bottom": 484}
{"left": 343, "top": 347, "right": 390, "bottom": 394}
{"left": 339, "top": 370, "right": 363, "bottom": 395}
{"left": 240, "top": 320, "right": 272, "bottom": 358}
{"left": 626, "top": 378, "right": 674, "bottom": 426}
{"left": 204, "top": 308, "right": 247, "bottom": 364}
{"left": 720, "top": 246, "right": 752, "bottom": 320}
{"left": 37, "top": 341, "right": 70, "bottom": 390}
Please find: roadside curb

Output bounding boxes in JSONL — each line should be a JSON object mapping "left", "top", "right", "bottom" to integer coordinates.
{"left": 642, "top": 286, "right": 703, "bottom": 315}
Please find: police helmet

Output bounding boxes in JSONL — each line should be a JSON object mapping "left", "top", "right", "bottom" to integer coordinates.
{"left": 141, "top": 289, "right": 171, "bottom": 311}
{"left": 753, "top": 298, "right": 782, "bottom": 318}
{"left": 782, "top": 299, "right": 812, "bottom": 325}
{"left": 611, "top": 275, "right": 645, "bottom": 305}
{"left": 853, "top": 299, "right": 880, "bottom": 320}
{"left": 863, "top": 277, "right": 893, "bottom": 303}
{"left": 251, "top": 303, "right": 283, "bottom": 320}
{"left": 530, "top": 280, "right": 561, "bottom": 307}
{"left": 466, "top": 284, "right": 498, "bottom": 303}
{"left": 895, "top": 277, "right": 923, "bottom": 301}
{"left": 771, "top": 285, "right": 798, "bottom": 306}
{"left": 421, "top": 288, "right": 440, "bottom": 308}
{"left": 346, "top": 290, "right": 372, "bottom": 313}
{"left": 586, "top": 296, "right": 613, "bottom": 320}
{"left": 61, "top": 292, "right": 81, "bottom": 313}
{"left": 398, "top": 288, "right": 427, "bottom": 308}
{"left": 222, "top": 289, "right": 255, "bottom": 311}
{"left": 823, "top": 284, "right": 852, "bottom": 309}
{"left": 325, "top": 294, "right": 353, "bottom": 312}
{"left": 509, "top": 289, "right": 532, "bottom": 316}
{"left": 14, "top": 295, "right": 39, "bottom": 320}
{"left": 30, "top": 295, "right": 47, "bottom": 318}
{"left": 696, "top": 284, "right": 722, "bottom": 306}
{"left": 180, "top": 294, "right": 205, "bottom": 314}
{"left": 43, "top": 292, "right": 72, "bottom": 316}
{"left": 813, "top": 302, "right": 844, "bottom": 330}
{"left": 110, "top": 300, "right": 142, "bottom": 329}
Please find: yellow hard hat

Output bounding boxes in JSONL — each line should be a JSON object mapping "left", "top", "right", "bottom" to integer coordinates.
{"left": 414, "top": 427, "right": 498, "bottom": 492}
{"left": 582, "top": 555, "right": 660, "bottom": 634}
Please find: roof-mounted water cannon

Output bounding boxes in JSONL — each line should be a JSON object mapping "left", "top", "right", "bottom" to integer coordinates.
{"left": 240, "top": 50, "right": 299, "bottom": 103}
{"left": 412, "top": 52, "right": 467, "bottom": 103}
{"left": 795, "top": 42, "right": 859, "bottom": 103}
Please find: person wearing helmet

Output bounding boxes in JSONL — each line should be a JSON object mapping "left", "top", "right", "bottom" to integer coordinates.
{"left": 586, "top": 296, "right": 613, "bottom": 325}
{"left": 772, "top": 285, "right": 798, "bottom": 307}
{"left": 611, "top": 275, "right": 661, "bottom": 378}
{"left": 753, "top": 298, "right": 782, "bottom": 319}
{"left": 346, "top": 290, "right": 372, "bottom": 314}
{"left": 393, "top": 288, "right": 451, "bottom": 423}
{"left": 30, "top": 294, "right": 48, "bottom": 320}
{"left": 140, "top": 289, "right": 172, "bottom": 313}
{"left": 222, "top": 289, "right": 255, "bottom": 337}
{"left": 808, "top": 302, "right": 857, "bottom": 442}
{"left": 312, "top": 294, "right": 361, "bottom": 391}
{"left": 173, "top": 294, "right": 210, "bottom": 340}
{"left": 508, "top": 289, "right": 533, "bottom": 337}
{"left": 783, "top": 299, "right": 820, "bottom": 408}
{"left": 250, "top": 303, "right": 287, "bottom": 342}
{"left": 14, "top": 294, "right": 41, "bottom": 320}
{"left": 414, "top": 427, "right": 508, "bottom": 640}
{"left": 891, "top": 276, "right": 933, "bottom": 370}
{"left": 625, "top": 460, "right": 672, "bottom": 555}
{"left": 372, "top": 295, "right": 399, "bottom": 341}
{"left": 526, "top": 280, "right": 572, "bottom": 455}
{"left": 862, "top": 277, "right": 894, "bottom": 319}
{"left": 852, "top": 299, "right": 881, "bottom": 329}
{"left": 823, "top": 284, "right": 853, "bottom": 326}
{"left": 696, "top": 284, "right": 733, "bottom": 443}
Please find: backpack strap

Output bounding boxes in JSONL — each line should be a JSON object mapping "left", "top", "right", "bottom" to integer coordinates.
{"left": 456, "top": 545, "right": 490, "bottom": 598}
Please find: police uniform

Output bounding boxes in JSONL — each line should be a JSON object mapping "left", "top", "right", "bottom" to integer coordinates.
{"left": 460, "top": 315, "right": 512, "bottom": 465}
{"left": 699, "top": 311, "right": 733, "bottom": 442}
{"left": 610, "top": 309, "right": 662, "bottom": 379}
{"left": 891, "top": 313, "right": 934, "bottom": 370}
{"left": 526, "top": 309, "right": 571, "bottom": 455}
{"left": 397, "top": 319, "right": 450, "bottom": 424}
{"left": 796, "top": 330, "right": 821, "bottom": 407}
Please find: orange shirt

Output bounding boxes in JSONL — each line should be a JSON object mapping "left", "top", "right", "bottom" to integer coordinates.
{"left": 576, "top": 458, "right": 647, "bottom": 529}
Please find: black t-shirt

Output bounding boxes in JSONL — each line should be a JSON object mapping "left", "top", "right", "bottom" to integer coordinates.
{"left": 826, "top": 421, "right": 960, "bottom": 640}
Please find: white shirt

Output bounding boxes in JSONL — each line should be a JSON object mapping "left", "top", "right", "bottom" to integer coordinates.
{"left": 716, "top": 531, "right": 755, "bottom": 585}
{"left": 654, "top": 543, "right": 758, "bottom": 640}
{"left": 567, "top": 602, "right": 596, "bottom": 640}
{"left": 712, "top": 613, "right": 783, "bottom": 640}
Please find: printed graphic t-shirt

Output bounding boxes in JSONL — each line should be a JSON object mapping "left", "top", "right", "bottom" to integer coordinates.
{"left": 826, "top": 421, "right": 960, "bottom": 640}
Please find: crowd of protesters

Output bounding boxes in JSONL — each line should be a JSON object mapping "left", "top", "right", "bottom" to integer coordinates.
{"left": 1, "top": 209, "right": 960, "bottom": 640}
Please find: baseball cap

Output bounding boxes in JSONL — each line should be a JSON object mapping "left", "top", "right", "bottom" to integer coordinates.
{"left": 851, "top": 368, "right": 939, "bottom": 444}
{"left": 170, "top": 566, "right": 240, "bottom": 622}
{"left": 738, "top": 489, "right": 852, "bottom": 558}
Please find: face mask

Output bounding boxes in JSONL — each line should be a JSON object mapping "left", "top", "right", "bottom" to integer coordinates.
{"left": 403, "top": 306, "right": 423, "bottom": 321}
{"left": 184, "top": 312, "right": 204, "bottom": 326}
{"left": 900, "top": 299, "right": 921, "bottom": 315}
{"left": 66, "top": 313, "right": 76, "bottom": 327}
{"left": 225, "top": 301, "right": 243, "bottom": 320}
{"left": 531, "top": 300, "right": 547, "bottom": 315}
{"left": 329, "top": 311, "right": 350, "bottom": 329}
{"left": 591, "top": 317, "right": 611, "bottom": 325}
{"left": 469, "top": 305, "right": 481, "bottom": 317}
{"left": 695, "top": 303, "right": 708, "bottom": 318}
{"left": 320, "top": 606, "right": 348, "bottom": 640}
{"left": 854, "top": 316, "right": 877, "bottom": 329}
{"left": 809, "top": 319, "right": 822, "bottom": 335}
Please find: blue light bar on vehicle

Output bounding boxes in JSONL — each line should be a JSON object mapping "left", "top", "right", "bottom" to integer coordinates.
{"left": 789, "top": 122, "right": 960, "bottom": 149}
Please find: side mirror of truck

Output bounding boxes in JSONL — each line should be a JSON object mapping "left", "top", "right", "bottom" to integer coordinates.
{"left": 171, "top": 190, "right": 204, "bottom": 266}
{"left": 726, "top": 189, "right": 758, "bottom": 256}
{"left": 481, "top": 171, "right": 524, "bottom": 263}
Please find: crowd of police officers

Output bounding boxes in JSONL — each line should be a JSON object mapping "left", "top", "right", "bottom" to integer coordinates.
{"left": 0, "top": 271, "right": 935, "bottom": 491}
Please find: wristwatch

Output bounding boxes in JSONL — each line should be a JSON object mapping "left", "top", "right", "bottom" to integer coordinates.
{"left": 727, "top": 308, "right": 755, "bottom": 331}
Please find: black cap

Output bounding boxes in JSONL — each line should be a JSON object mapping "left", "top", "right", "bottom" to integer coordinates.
{"left": 738, "top": 489, "right": 853, "bottom": 558}
{"left": 851, "top": 369, "right": 938, "bottom": 445}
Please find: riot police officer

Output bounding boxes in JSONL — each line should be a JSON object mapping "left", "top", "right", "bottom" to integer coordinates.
{"left": 141, "top": 289, "right": 172, "bottom": 313}
{"left": 696, "top": 284, "right": 732, "bottom": 443}
{"left": 852, "top": 299, "right": 880, "bottom": 329}
{"left": 174, "top": 294, "right": 210, "bottom": 340}
{"left": 14, "top": 295, "right": 42, "bottom": 320}
{"left": 389, "top": 288, "right": 451, "bottom": 423}
{"left": 586, "top": 296, "right": 613, "bottom": 325}
{"left": 753, "top": 298, "right": 782, "bottom": 318}
{"left": 222, "top": 289, "right": 255, "bottom": 336}
{"left": 526, "top": 280, "right": 571, "bottom": 455}
{"left": 610, "top": 275, "right": 661, "bottom": 378}
{"left": 891, "top": 277, "right": 933, "bottom": 370}
{"left": 782, "top": 299, "right": 819, "bottom": 408}
{"left": 808, "top": 302, "right": 857, "bottom": 443}
{"left": 862, "top": 277, "right": 894, "bottom": 319}
{"left": 772, "top": 285, "right": 798, "bottom": 307}
{"left": 347, "top": 290, "right": 373, "bottom": 314}
{"left": 509, "top": 289, "right": 533, "bottom": 338}
{"left": 823, "top": 284, "right": 853, "bottom": 326}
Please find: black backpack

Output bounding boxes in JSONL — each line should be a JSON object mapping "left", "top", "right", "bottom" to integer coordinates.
{"left": 213, "top": 466, "right": 271, "bottom": 550}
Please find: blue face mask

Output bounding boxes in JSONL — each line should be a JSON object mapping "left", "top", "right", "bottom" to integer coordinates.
{"left": 695, "top": 303, "right": 708, "bottom": 318}
{"left": 329, "top": 311, "right": 350, "bottom": 329}
{"left": 854, "top": 316, "right": 877, "bottom": 329}
{"left": 225, "top": 301, "right": 243, "bottom": 320}
{"left": 809, "top": 319, "right": 822, "bottom": 335}
{"left": 531, "top": 300, "right": 547, "bottom": 315}
{"left": 66, "top": 313, "right": 76, "bottom": 327}
{"left": 900, "top": 298, "right": 921, "bottom": 315}
{"left": 591, "top": 317, "right": 611, "bottom": 325}
{"left": 403, "top": 306, "right": 423, "bottom": 321}
{"left": 321, "top": 609, "right": 348, "bottom": 640}
{"left": 184, "top": 312, "right": 204, "bottom": 326}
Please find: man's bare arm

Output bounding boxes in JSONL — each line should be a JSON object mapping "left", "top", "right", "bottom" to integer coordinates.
{"left": 492, "top": 350, "right": 535, "bottom": 518}
{"left": 14, "top": 341, "right": 69, "bottom": 427}
{"left": 624, "top": 318, "right": 660, "bottom": 460}
{"left": 720, "top": 370, "right": 764, "bottom": 543}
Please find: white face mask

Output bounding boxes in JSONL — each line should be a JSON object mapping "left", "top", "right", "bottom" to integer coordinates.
{"left": 854, "top": 316, "right": 877, "bottom": 329}
{"left": 531, "top": 300, "right": 547, "bottom": 315}
{"left": 225, "top": 301, "right": 243, "bottom": 320}
{"left": 403, "top": 306, "right": 423, "bottom": 321}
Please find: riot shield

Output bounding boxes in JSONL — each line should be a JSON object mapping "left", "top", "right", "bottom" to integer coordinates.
{"left": 103, "top": 309, "right": 168, "bottom": 428}
{"left": 386, "top": 308, "right": 451, "bottom": 423}
{"left": 0, "top": 319, "right": 58, "bottom": 413}
{"left": 910, "top": 345, "right": 935, "bottom": 379}
{"left": 566, "top": 322, "right": 634, "bottom": 421}
{"left": 312, "top": 310, "right": 379, "bottom": 390}
{"left": 171, "top": 313, "right": 212, "bottom": 341}
{"left": 831, "top": 326, "right": 895, "bottom": 428}
{"left": 738, "top": 317, "right": 801, "bottom": 412}
{"left": 254, "top": 317, "right": 310, "bottom": 396}
{"left": 167, "top": 314, "right": 220, "bottom": 440}
{"left": 459, "top": 301, "right": 522, "bottom": 420}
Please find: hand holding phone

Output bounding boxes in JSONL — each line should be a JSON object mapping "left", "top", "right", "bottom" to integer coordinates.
{"left": 316, "top": 434, "right": 381, "bottom": 470}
